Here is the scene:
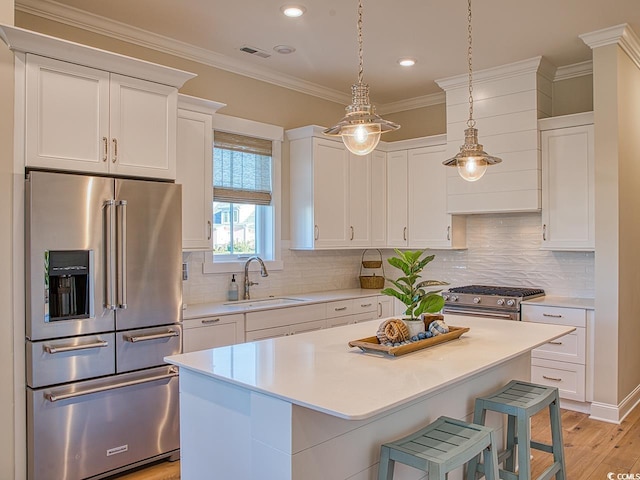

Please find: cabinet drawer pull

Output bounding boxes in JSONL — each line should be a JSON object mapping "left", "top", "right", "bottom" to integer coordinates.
{"left": 543, "top": 375, "right": 562, "bottom": 382}
{"left": 542, "top": 313, "right": 563, "bottom": 318}
{"left": 334, "top": 306, "right": 347, "bottom": 311}
{"left": 548, "top": 341, "right": 563, "bottom": 345}
{"left": 201, "top": 318, "right": 220, "bottom": 325}
{"left": 360, "top": 303, "right": 372, "bottom": 308}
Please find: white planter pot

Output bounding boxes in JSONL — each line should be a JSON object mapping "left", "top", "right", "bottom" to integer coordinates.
{"left": 403, "top": 319, "right": 424, "bottom": 338}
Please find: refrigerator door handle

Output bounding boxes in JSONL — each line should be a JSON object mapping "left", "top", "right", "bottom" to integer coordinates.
{"left": 43, "top": 367, "right": 179, "bottom": 403}
{"left": 116, "top": 200, "right": 128, "bottom": 309}
{"left": 43, "top": 340, "right": 109, "bottom": 354}
{"left": 123, "top": 330, "right": 180, "bottom": 343}
{"left": 103, "top": 200, "right": 116, "bottom": 310}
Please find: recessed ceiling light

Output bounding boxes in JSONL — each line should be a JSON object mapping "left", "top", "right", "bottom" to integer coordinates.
{"left": 398, "top": 58, "right": 416, "bottom": 67}
{"left": 281, "top": 5, "right": 306, "bottom": 17}
{"left": 274, "top": 45, "right": 296, "bottom": 54}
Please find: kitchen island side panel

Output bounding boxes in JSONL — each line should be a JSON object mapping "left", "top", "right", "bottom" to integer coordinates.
{"left": 178, "top": 354, "right": 530, "bottom": 480}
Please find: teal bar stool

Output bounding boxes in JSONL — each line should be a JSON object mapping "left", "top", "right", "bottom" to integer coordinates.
{"left": 467, "top": 380, "right": 566, "bottom": 480}
{"left": 378, "top": 416, "right": 500, "bottom": 480}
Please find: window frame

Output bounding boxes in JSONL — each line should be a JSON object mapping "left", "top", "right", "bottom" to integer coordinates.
{"left": 203, "top": 114, "right": 283, "bottom": 274}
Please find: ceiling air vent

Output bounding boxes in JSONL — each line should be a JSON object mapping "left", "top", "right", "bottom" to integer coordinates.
{"left": 239, "top": 45, "right": 271, "bottom": 58}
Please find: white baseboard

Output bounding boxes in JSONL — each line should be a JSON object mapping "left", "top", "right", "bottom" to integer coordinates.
{"left": 590, "top": 383, "right": 640, "bottom": 424}
{"left": 559, "top": 398, "right": 591, "bottom": 414}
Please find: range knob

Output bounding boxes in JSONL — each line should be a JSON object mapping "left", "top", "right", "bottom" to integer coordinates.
{"left": 497, "top": 298, "right": 505, "bottom": 306}
{"left": 451, "top": 295, "right": 459, "bottom": 302}
{"left": 506, "top": 299, "right": 516, "bottom": 307}
{"left": 442, "top": 294, "right": 450, "bottom": 301}
{"left": 473, "top": 297, "right": 481, "bottom": 304}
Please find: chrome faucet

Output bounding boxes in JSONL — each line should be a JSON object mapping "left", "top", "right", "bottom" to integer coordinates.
{"left": 243, "top": 256, "right": 268, "bottom": 300}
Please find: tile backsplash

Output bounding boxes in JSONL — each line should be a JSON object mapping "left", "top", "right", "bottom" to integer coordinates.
{"left": 182, "top": 212, "right": 594, "bottom": 305}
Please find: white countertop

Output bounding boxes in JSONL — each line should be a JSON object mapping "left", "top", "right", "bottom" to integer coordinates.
{"left": 522, "top": 295, "right": 595, "bottom": 310}
{"left": 183, "top": 288, "right": 382, "bottom": 319}
{"left": 166, "top": 314, "right": 574, "bottom": 420}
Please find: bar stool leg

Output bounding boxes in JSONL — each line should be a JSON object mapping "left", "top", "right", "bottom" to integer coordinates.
{"left": 505, "top": 414, "right": 516, "bottom": 473}
{"left": 549, "top": 398, "right": 567, "bottom": 480}
{"left": 485, "top": 430, "right": 500, "bottom": 480}
{"left": 517, "top": 412, "right": 531, "bottom": 480}
{"left": 378, "top": 445, "right": 394, "bottom": 480}
{"left": 466, "top": 400, "right": 488, "bottom": 480}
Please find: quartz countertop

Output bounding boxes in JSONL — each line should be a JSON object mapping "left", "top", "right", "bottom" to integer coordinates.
{"left": 522, "top": 296, "right": 595, "bottom": 310}
{"left": 166, "top": 314, "right": 574, "bottom": 420}
{"left": 183, "top": 288, "right": 383, "bottom": 319}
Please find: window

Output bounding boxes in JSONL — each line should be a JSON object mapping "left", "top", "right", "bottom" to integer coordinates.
{"left": 203, "top": 115, "right": 283, "bottom": 274}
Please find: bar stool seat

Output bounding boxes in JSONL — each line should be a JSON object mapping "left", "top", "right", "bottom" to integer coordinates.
{"left": 378, "top": 416, "right": 500, "bottom": 480}
{"left": 467, "top": 380, "right": 566, "bottom": 480}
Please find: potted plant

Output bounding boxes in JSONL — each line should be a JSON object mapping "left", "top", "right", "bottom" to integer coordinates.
{"left": 381, "top": 249, "right": 448, "bottom": 337}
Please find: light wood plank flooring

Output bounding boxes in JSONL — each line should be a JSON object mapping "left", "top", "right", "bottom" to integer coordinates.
{"left": 112, "top": 405, "right": 640, "bottom": 479}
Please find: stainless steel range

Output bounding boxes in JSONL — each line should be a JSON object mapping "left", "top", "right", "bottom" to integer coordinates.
{"left": 442, "top": 285, "right": 545, "bottom": 320}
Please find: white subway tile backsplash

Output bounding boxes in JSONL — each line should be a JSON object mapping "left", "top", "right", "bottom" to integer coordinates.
{"left": 182, "top": 212, "right": 594, "bottom": 305}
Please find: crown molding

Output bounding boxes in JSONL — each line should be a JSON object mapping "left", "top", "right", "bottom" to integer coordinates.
{"left": 15, "top": 0, "right": 352, "bottom": 105}
{"left": 377, "top": 92, "right": 446, "bottom": 115}
{"left": 554, "top": 60, "right": 593, "bottom": 81}
{"left": 580, "top": 23, "right": 640, "bottom": 71}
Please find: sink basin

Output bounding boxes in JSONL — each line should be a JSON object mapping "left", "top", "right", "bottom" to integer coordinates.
{"left": 223, "top": 297, "right": 308, "bottom": 309}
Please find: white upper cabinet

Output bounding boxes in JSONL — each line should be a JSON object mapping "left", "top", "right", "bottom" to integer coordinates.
{"left": 370, "top": 150, "right": 387, "bottom": 247}
{"left": 176, "top": 95, "right": 226, "bottom": 251}
{"left": 25, "top": 54, "right": 178, "bottom": 180}
{"left": 386, "top": 150, "right": 409, "bottom": 247}
{"left": 539, "top": 112, "right": 595, "bottom": 251}
{"left": 348, "top": 151, "right": 372, "bottom": 247}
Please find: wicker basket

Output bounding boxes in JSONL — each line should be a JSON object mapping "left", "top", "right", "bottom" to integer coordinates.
{"left": 359, "top": 274, "right": 385, "bottom": 289}
{"left": 359, "top": 249, "right": 385, "bottom": 289}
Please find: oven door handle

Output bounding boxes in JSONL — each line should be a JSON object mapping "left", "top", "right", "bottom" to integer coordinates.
{"left": 43, "top": 340, "right": 109, "bottom": 354}
{"left": 122, "top": 330, "right": 180, "bottom": 343}
{"left": 444, "top": 308, "right": 516, "bottom": 320}
{"left": 43, "top": 367, "right": 179, "bottom": 403}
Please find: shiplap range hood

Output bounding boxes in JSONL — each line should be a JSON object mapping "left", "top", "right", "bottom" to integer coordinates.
{"left": 436, "top": 56, "right": 557, "bottom": 214}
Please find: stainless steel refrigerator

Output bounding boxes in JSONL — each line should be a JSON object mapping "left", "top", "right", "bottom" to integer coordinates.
{"left": 25, "top": 171, "right": 183, "bottom": 480}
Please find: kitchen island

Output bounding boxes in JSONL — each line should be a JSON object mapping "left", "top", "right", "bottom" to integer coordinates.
{"left": 165, "top": 315, "right": 574, "bottom": 480}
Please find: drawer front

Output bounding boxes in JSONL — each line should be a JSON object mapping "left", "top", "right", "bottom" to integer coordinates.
{"left": 521, "top": 304, "right": 586, "bottom": 327}
{"left": 326, "top": 312, "right": 377, "bottom": 328}
{"left": 246, "top": 303, "right": 326, "bottom": 331}
{"left": 183, "top": 313, "right": 244, "bottom": 330}
{"left": 27, "top": 333, "right": 116, "bottom": 388}
{"left": 116, "top": 325, "right": 182, "bottom": 373}
{"left": 532, "top": 328, "right": 585, "bottom": 364}
{"left": 531, "top": 358, "right": 586, "bottom": 402}
{"left": 290, "top": 318, "right": 327, "bottom": 335}
{"left": 353, "top": 298, "right": 377, "bottom": 314}
{"left": 326, "top": 299, "right": 355, "bottom": 318}
{"left": 245, "top": 318, "right": 326, "bottom": 341}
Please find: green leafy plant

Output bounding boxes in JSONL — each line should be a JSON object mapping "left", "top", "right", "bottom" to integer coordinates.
{"left": 381, "top": 249, "right": 448, "bottom": 320}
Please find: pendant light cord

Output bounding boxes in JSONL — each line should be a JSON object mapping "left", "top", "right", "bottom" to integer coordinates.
{"left": 467, "top": 0, "right": 475, "bottom": 128}
{"left": 357, "top": 0, "right": 364, "bottom": 84}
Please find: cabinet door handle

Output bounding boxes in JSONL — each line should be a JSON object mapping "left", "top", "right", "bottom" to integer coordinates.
{"left": 314, "top": 225, "right": 319, "bottom": 241}
{"left": 201, "top": 318, "right": 220, "bottom": 325}
{"left": 548, "top": 341, "right": 563, "bottom": 345}
{"left": 112, "top": 138, "right": 118, "bottom": 163}
{"left": 207, "top": 220, "right": 212, "bottom": 240}
{"left": 543, "top": 224, "right": 547, "bottom": 241}
{"left": 378, "top": 303, "right": 382, "bottom": 317}
{"left": 447, "top": 225, "right": 451, "bottom": 241}
{"left": 543, "top": 375, "right": 562, "bottom": 382}
{"left": 102, "top": 136, "right": 108, "bottom": 162}
{"left": 403, "top": 227, "right": 407, "bottom": 241}
{"left": 542, "top": 313, "right": 563, "bottom": 318}
{"left": 350, "top": 226, "right": 354, "bottom": 241}
{"left": 334, "top": 306, "right": 347, "bottom": 311}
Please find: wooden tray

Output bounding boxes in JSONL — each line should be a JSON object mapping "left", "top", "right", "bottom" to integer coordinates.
{"left": 348, "top": 326, "right": 470, "bottom": 356}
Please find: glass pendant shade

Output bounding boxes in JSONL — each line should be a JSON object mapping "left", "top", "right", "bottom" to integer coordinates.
{"left": 443, "top": 127, "right": 501, "bottom": 182}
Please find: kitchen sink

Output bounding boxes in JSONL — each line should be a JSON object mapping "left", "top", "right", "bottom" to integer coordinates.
{"left": 223, "top": 297, "right": 308, "bottom": 309}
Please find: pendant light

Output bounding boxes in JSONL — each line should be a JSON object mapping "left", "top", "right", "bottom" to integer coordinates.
{"left": 443, "top": 0, "right": 501, "bottom": 181}
{"left": 323, "top": 0, "right": 399, "bottom": 155}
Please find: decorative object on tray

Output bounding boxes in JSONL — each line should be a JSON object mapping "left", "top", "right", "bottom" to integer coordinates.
{"left": 349, "top": 324, "right": 470, "bottom": 357}
{"left": 380, "top": 249, "right": 448, "bottom": 334}
{"left": 359, "top": 249, "right": 385, "bottom": 289}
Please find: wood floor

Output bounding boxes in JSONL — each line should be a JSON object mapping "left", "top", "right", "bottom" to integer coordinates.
{"left": 113, "top": 404, "right": 640, "bottom": 479}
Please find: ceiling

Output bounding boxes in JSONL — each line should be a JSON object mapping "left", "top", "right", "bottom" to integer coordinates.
{"left": 16, "top": 0, "right": 640, "bottom": 109}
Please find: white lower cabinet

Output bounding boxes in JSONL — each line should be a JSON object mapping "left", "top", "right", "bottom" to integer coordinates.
{"left": 182, "top": 313, "right": 245, "bottom": 353}
{"left": 522, "top": 304, "right": 591, "bottom": 407}
{"left": 325, "top": 299, "right": 378, "bottom": 327}
{"left": 245, "top": 303, "right": 326, "bottom": 341}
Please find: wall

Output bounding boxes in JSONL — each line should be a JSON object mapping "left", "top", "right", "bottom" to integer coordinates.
{"left": 183, "top": 212, "right": 594, "bottom": 305}
{"left": 552, "top": 74, "right": 594, "bottom": 116}
{"left": 0, "top": 0, "right": 16, "bottom": 478}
